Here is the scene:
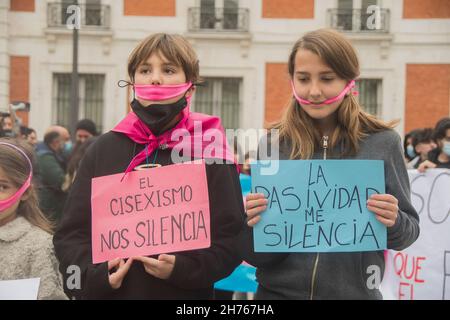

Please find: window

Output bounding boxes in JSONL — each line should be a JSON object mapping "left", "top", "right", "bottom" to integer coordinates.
{"left": 356, "top": 79, "right": 381, "bottom": 116}
{"left": 193, "top": 77, "right": 242, "bottom": 129}
{"left": 200, "top": 0, "right": 216, "bottom": 29}
{"left": 53, "top": 73, "right": 104, "bottom": 133}
{"left": 223, "top": 0, "right": 238, "bottom": 30}
{"left": 335, "top": 0, "right": 382, "bottom": 32}
{"left": 57, "top": 0, "right": 102, "bottom": 27}
{"left": 60, "top": 0, "right": 73, "bottom": 26}
{"left": 337, "top": 0, "right": 353, "bottom": 31}
{"left": 200, "top": 0, "right": 239, "bottom": 30}
{"left": 85, "top": 0, "right": 102, "bottom": 26}
{"left": 360, "top": 0, "right": 378, "bottom": 31}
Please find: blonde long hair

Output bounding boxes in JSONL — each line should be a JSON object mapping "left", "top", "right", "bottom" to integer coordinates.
{"left": 273, "top": 29, "right": 397, "bottom": 159}
{"left": 0, "top": 138, "right": 54, "bottom": 234}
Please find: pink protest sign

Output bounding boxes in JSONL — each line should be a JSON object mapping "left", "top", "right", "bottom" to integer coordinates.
{"left": 91, "top": 162, "right": 210, "bottom": 264}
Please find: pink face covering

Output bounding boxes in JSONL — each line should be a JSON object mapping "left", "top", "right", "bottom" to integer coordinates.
{"left": 0, "top": 142, "right": 32, "bottom": 212}
{"left": 115, "top": 80, "right": 238, "bottom": 176}
{"left": 133, "top": 82, "right": 193, "bottom": 101}
{"left": 112, "top": 111, "right": 237, "bottom": 176}
{"left": 291, "top": 79, "right": 357, "bottom": 106}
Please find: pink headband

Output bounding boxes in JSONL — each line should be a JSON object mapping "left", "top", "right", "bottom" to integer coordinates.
{"left": 0, "top": 142, "right": 33, "bottom": 212}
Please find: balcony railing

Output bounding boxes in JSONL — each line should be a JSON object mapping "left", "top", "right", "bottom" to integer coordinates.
{"left": 47, "top": 2, "right": 110, "bottom": 29}
{"left": 188, "top": 7, "right": 249, "bottom": 32}
{"left": 328, "top": 8, "right": 390, "bottom": 33}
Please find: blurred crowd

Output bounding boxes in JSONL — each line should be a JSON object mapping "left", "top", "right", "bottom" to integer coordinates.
{"left": 0, "top": 109, "right": 98, "bottom": 226}
{"left": 403, "top": 117, "right": 450, "bottom": 172}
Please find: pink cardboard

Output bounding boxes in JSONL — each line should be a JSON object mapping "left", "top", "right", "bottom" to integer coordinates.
{"left": 91, "top": 162, "right": 210, "bottom": 264}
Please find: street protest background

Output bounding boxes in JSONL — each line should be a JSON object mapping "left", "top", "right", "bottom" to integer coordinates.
{"left": 381, "top": 169, "right": 450, "bottom": 300}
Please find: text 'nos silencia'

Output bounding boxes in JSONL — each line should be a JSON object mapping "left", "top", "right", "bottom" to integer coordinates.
{"left": 100, "top": 177, "right": 208, "bottom": 252}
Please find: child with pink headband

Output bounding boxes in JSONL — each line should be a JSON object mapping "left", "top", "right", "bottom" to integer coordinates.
{"left": 54, "top": 33, "right": 245, "bottom": 299}
{"left": 240, "top": 29, "right": 419, "bottom": 300}
{"left": 0, "top": 139, "right": 67, "bottom": 299}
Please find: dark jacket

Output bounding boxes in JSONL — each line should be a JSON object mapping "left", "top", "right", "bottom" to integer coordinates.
{"left": 53, "top": 131, "right": 245, "bottom": 299}
{"left": 427, "top": 148, "right": 450, "bottom": 169}
{"left": 36, "top": 142, "right": 67, "bottom": 222}
{"left": 239, "top": 130, "right": 420, "bottom": 300}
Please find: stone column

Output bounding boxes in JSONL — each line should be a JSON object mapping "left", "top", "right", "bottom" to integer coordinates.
{"left": 0, "top": 0, "right": 9, "bottom": 110}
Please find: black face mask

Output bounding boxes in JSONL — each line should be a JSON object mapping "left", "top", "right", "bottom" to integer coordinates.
{"left": 131, "top": 96, "right": 188, "bottom": 136}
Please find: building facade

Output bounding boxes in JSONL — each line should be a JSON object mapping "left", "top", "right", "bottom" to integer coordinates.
{"left": 2, "top": 0, "right": 450, "bottom": 139}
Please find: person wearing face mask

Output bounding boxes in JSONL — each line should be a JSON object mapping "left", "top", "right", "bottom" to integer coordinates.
{"left": 56, "top": 125, "right": 73, "bottom": 162}
{"left": 36, "top": 131, "right": 68, "bottom": 224}
{"left": 403, "top": 129, "right": 420, "bottom": 163}
{"left": 406, "top": 128, "right": 437, "bottom": 169}
{"left": 0, "top": 139, "right": 67, "bottom": 299}
{"left": 53, "top": 33, "right": 245, "bottom": 300}
{"left": 418, "top": 117, "right": 450, "bottom": 172}
{"left": 240, "top": 29, "right": 419, "bottom": 300}
{"left": 36, "top": 125, "right": 72, "bottom": 168}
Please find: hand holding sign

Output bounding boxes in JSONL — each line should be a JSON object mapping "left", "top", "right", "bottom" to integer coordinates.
{"left": 108, "top": 258, "right": 134, "bottom": 289}
{"left": 417, "top": 160, "right": 437, "bottom": 173}
{"left": 245, "top": 193, "right": 268, "bottom": 226}
{"left": 134, "top": 254, "right": 176, "bottom": 280}
{"left": 367, "top": 194, "right": 399, "bottom": 227}
{"left": 248, "top": 189, "right": 398, "bottom": 229}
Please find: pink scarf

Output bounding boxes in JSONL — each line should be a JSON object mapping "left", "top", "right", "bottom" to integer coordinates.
{"left": 112, "top": 107, "right": 237, "bottom": 174}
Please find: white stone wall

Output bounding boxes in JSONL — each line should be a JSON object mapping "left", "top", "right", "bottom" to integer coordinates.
{"left": 0, "top": 0, "right": 9, "bottom": 111}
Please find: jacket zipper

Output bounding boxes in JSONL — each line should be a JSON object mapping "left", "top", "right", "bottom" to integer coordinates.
{"left": 322, "top": 135, "right": 329, "bottom": 160}
{"left": 310, "top": 135, "right": 329, "bottom": 300}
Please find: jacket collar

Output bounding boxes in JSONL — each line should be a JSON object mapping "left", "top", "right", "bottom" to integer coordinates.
{"left": 0, "top": 216, "right": 32, "bottom": 242}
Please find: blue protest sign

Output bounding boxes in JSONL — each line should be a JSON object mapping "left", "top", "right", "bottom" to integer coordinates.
{"left": 251, "top": 160, "right": 386, "bottom": 252}
{"left": 240, "top": 173, "right": 252, "bottom": 196}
